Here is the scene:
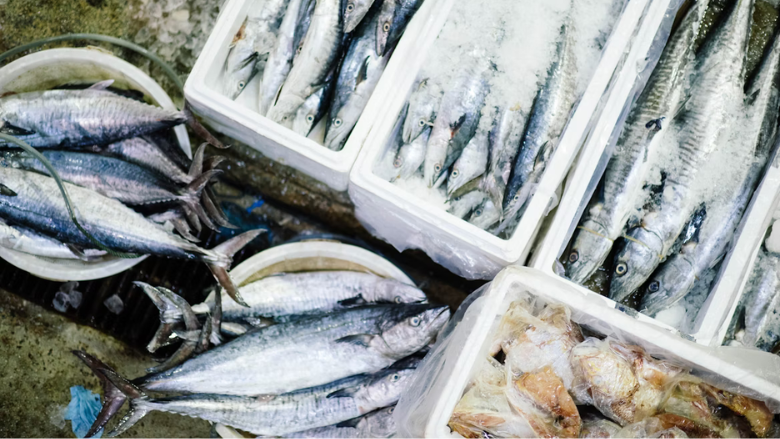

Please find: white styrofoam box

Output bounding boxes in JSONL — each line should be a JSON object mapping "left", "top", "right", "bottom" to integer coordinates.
{"left": 0, "top": 47, "right": 193, "bottom": 281}
{"left": 349, "top": 0, "right": 671, "bottom": 280}
{"left": 397, "top": 266, "right": 780, "bottom": 438}
{"left": 185, "top": 0, "right": 440, "bottom": 191}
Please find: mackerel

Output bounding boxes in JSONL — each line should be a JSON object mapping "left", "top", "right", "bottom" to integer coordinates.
{"left": 379, "top": 0, "right": 423, "bottom": 56}
{"left": 286, "top": 406, "right": 396, "bottom": 438}
{"left": 403, "top": 77, "right": 441, "bottom": 143}
{"left": 447, "top": 127, "right": 489, "bottom": 197}
{"left": 344, "top": 0, "right": 376, "bottom": 33}
{"left": 743, "top": 250, "right": 780, "bottom": 350}
{"left": 0, "top": 218, "right": 105, "bottom": 260}
{"left": 259, "top": 0, "right": 306, "bottom": 115}
{"left": 564, "top": 3, "right": 706, "bottom": 284}
{"left": 292, "top": 0, "right": 316, "bottom": 64}
{"left": 447, "top": 191, "right": 487, "bottom": 219}
{"left": 468, "top": 198, "right": 500, "bottom": 230}
{"left": 375, "top": 0, "right": 396, "bottom": 57}
{"left": 479, "top": 105, "right": 525, "bottom": 209}
{"left": 611, "top": 0, "right": 754, "bottom": 301}
{"left": 91, "top": 137, "right": 190, "bottom": 185}
{"left": 393, "top": 126, "right": 430, "bottom": 180}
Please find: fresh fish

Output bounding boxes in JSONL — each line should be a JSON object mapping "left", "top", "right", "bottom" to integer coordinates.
{"left": 742, "top": 251, "right": 780, "bottom": 351}
{"left": 376, "top": 104, "right": 407, "bottom": 182}
{"left": 393, "top": 126, "right": 430, "bottom": 180}
{"left": 79, "top": 358, "right": 416, "bottom": 437}
{"left": 379, "top": 0, "right": 424, "bottom": 56}
{"left": 610, "top": 0, "right": 754, "bottom": 301}
{"left": 447, "top": 127, "right": 489, "bottom": 196}
{"left": 189, "top": 271, "right": 428, "bottom": 322}
{"left": 402, "top": 78, "right": 441, "bottom": 143}
{"left": 222, "top": 0, "right": 289, "bottom": 99}
{"left": 0, "top": 86, "right": 185, "bottom": 148}
{"left": 259, "top": 0, "right": 306, "bottom": 115}
{"left": 467, "top": 198, "right": 499, "bottom": 230}
{"left": 268, "top": 0, "right": 343, "bottom": 127}
{"left": 292, "top": 0, "right": 316, "bottom": 63}
{"left": 478, "top": 105, "right": 525, "bottom": 210}
{"left": 423, "top": 60, "right": 491, "bottom": 187}
{"left": 375, "top": 0, "right": 396, "bottom": 57}
{"left": 293, "top": 86, "right": 327, "bottom": 136}
{"left": 0, "top": 167, "right": 260, "bottom": 304}
{"left": 325, "top": 9, "right": 391, "bottom": 151}
{"left": 286, "top": 406, "right": 396, "bottom": 438}
{"left": 564, "top": 3, "right": 705, "bottom": 284}
{"left": 91, "top": 137, "right": 191, "bottom": 185}
{"left": 501, "top": 23, "right": 577, "bottom": 226}
{"left": 344, "top": 0, "right": 376, "bottom": 33}
{"left": 446, "top": 190, "right": 486, "bottom": 219}
{"left": 100, "top": 304, "right": 447, "bottom": 396}
{"left": 0, "top": 218, "right": 105, "bottom": 260}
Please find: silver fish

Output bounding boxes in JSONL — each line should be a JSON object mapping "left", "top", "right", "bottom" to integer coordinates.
{"left": 478, "top": 105, "right": 525, "bottom": 209}
{"left": 325, "top": 9, "right": 391, "bottom": 151}
{"left": 467, "top": 198, "right": 500, "bottom": 230}
{"left": 564, "top": 3, "right": 705, "bottom": 284}
{"left": 0, "top": 167, "right": 260, "bottom": 304}
{"left": 743, "top": 251, "right": 780, "bottom": 350}
{"left": 379, "top": 0, "right": 424, "bottom": 56}
{"left": 130, "top": 304, "right": 447, "bottom": 396}
{"left": 501, "top": 23, "right": 577, "bottom": 226}
{"left": 92, "top": 137, "right": 191, "bottom": 185}
{"left": 610, "top": 0, "right": 754, "bottom": 301}
{"left": 259, "top": 0, "right": 307, "bottom": 115}
{"left": 190, "top": 271, "right": 427, "bottom": 322}
{"left": 286, "top": 406, "right": 396, "bottom": 438}
{"left": 423, "top": 60, "right": 491, "bottom": 187}
{"left": 0, "top": 86, "right": 185, "bottom": 148}
{"left": 0, "top": 218, "right": 105, "bottom": 260}
{"left": 447, "top": 190, "right": 487, "bottom": 219}
{"left": 344, "top": 0, "right": 376, "bottom": 33}
{"left": 268, "top": 0, "right": 342, "bottom": 127}
{"left": 447, "top": 127, "right": 489, "bottom": 197}
{"left": 292, "top": 0, "right": 316, "bottom": 64}
{"left": 376, "top": 0, "right": 396, "bottom": 57}
{"left": 393, "top": 126, "right": 430, "bottom": 180}
{"left": 293, "top": 87, "right": 326, "bottom": 136}
{"left": 403, "top": 78, "right": 441, "bottom": 143}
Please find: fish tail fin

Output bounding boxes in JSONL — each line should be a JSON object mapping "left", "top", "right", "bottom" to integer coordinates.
{"left": 184, "top": 101, "right": 229, "bottom": 149}
{"left": 187, "top": 143, "right": 206, "bottom": 179}
{"left": 204, "top": 155, "right": 226, "bottom": 171}
{"left": 205, "top": 229, "right": 266, "bottom": 307}
{"left": 448, "top": 176, "right": 482, "bottom": 200}
{"left": 71, "top": 350, "right": 145, "bottom": 438}
{"left": 179, "top": 169, "right": 223, "bottom": 231}
{"left": 203, "top": 186, "right": 238, "bottom": 229}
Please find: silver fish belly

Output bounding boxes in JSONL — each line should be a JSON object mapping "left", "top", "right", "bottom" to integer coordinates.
{"left": 94, "top": 137, "right": 190, "bottom": 184}
{"left": 403, "top": 78, "right": 441, "bottom": 144}
{"left": 0, "top": 219, "right": 104, "bottom": 260}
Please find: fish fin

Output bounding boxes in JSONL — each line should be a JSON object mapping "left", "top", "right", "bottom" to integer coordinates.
{"left": 88, "top": 79, "right": 115, "bottom": 90}
{"left": 134, "top": 282, "right": 192, "bottom": 327}
{"left": 64, "top": 244, "right": 105, "bottom": 261}
{"left": 179, "top": 169, "right": 223, "bottom": 231}
{"left": 184, "top": 101, "right": 229, "bottom": 149}
{"left": 449, "top": 114, "right": 467, "bottom": 139}
{"left": 181, "top": 205, "right": 203, "bottom": 234}
{"left": 356, "top": 56, "right": 371, "bottom": 88}
{"left": 187, "top": 143, "right": 206, "bottom": 178}
{"left": 335, "top": 417, "right": 363, "bottom": 428}
{"left": 327, "top": 386, "right": 360, "bottom": 399}
{"left": 0, "top": 121, "right": 35, "bottom": 136}
{"left": 244, "top": 316, "right": 275, "bottom": 327}
{"left": 146, "top": 340, "right": 197, "bottom": 373}
{"left": 106, "top": 402, "right": 151, "bottom": 438}
{"left": 171, "top": 215, "right": 201, "bottom": 243}
{"left": 338, "top": 294, "right": 368, "bottom": 307}
{"left": 71, "top": 350, "right": 135, "bottom": 438}
{"left": 156, "top": 286, "right": 200, "bottom": 330}
{"left": 448, "top": 177, "right": 482, "bottom": 200}
{"left": 206, "top": 229, "right": 267, "bottom": 306}
{"left": 335, "top": 334, "right": 375, "bottom": 347}
{"left": 146, "top": 322, "right": 176, "bottom": 353}
{"left": 204, "top": 155, "right": 226, "bottom": 171}
{"left": 171, "top": 329, "right": 201, "bottom": 342}
{"left": 0, "top": 184, "right": 16, "bottom": 197}
{"left": 203, "top": 187, "right": 238, "bottom": 229}
{"left": 209, "top": 287, "right": 223, "bottom": 345}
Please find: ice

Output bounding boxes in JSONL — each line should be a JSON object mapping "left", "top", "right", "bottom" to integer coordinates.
{"left": 654, "top": 304, "right": 685, "bottom": 329}
{"left": 52, "top": 282, "right": 82, "bottom": 312}
{"left": 52, "top": 292, "right": 70, "bottom": 313}
{"left": 103, "top": 294, "right": 125, "bottom": 315}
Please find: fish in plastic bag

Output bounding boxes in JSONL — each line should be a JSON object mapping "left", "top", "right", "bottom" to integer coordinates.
{"left": 579, "top": 412, "right": 622, "bottom": 437}
{"left": 64, "top": 385, "right": 103, "bottom": 438}
{"left": 504, "top": 365, "right": 581, "bottom": 437}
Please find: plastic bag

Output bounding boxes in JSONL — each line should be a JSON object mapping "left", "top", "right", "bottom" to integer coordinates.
{"left": 64, "top": 385, "right": 103, "bottom": 438}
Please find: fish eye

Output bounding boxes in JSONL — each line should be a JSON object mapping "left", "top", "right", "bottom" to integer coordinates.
{"left": 391, "top": 373, "right": 400, "bottom": 381}
{"left": 238, "top": 81, "right": 246, "bottom": 89}
{"left": 568, "top": 250, "right": 579, "bottom": 263}
{"left": 513, "top": 195, "right": 519, "bottom": 202}
{"left": 615, "top": 263, "right": 628, "bottom": 277}
{"left": 451, "top": 169, "right": 459, "bottom": 178}
{"left": 393, "top": 157, "right": 403, "bottom": 168}
{"left": 346, "top": 2, "right": 354, "bottom": 11}
{"left": 394, "top": 296, "right": 402, "bottom": 303}
{"left": 418, "top": 119, "right": 426, "bottom": 127}
{"left": 410, "top": 317, "right": 421, "bottom": 326}
{"left": 474, "top": 209, "right": 483, "bottom": 216}
{"left": 648, "top": 281, "right": 660, "bottom": 293}
{"left": 334, "top": 118, "right": 343, "bottom": 127}
{"left": 306, "top": 114, "right": 314, "bottom": 122}
{"left": 434, "top": 163, "right": 441, "bottom": 172}
{"left": 383, "top": 22, "right": 391, "bottom": 32}
{"left": 388, "top": 407, "right": 394, "bottom": 414}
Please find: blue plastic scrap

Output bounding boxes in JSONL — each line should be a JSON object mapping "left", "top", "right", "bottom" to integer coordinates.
{"left": 64, "top": 385, "right": 103, "bottom": 438}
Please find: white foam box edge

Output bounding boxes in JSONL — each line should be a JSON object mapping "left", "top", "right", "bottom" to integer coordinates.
{"left": 348, "top": 0, "right": 658, "bottom": 280}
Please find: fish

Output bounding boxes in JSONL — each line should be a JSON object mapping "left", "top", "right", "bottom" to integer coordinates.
{"left": 344, "top": 0, "right": 376, "bottom": 33}
{"left": 259, "top": 0, "right": 307, "bottom": 115}
{"left": 0, "top": 218, "right": 105, "bottom": 261}
{"left": 501, "top": 22, "right": 577, "bottom": 227}
{"left": 479, "top": 105, "right": 525, "bottom": 210}
{"left": 286, "top": 406, "right": 396, "bottom": 438}
{"left": 90, "top": 137, "right": 191, "bottom": 185}
{"left": 0, "top": 85, "right": 186, "bottom": 149}
{"left": 580, "top": 413, "right": 623, "bottom": 438}
{"left": 375, "top": 0, "right": 396, "bottom": 57}
{"left": 292, "top": 83, "right": 329, "bottom": 137}
{"left": 564, "top": 2, "right": 705, "bottom": 284}
{"left": 742, "top": 251, "right": 780, "bottom": 351}
{"left": 268, "top": 0, "right": 343, "bottom": 127}
{"left": 467, "top": 198, "right": 500, "bottom": 231}
{"left": 423, "top": 60, "right": 491, "bottom": 187}
{"left": 0, "top": 167, "right": 261, "bottom": 304}
{"left": 77, "top": 356, "right": 416, "bottom": 437}
{"left": 189, "top": 271, "right": 428, "bottom": 322}
{"left": 447, "top": 191, "right": 487, "bottom": 219}
{"left": 292, "top": 0, "right": 316, "bottom": 64}
{"left": 325, "top": 9, "right": 391, "bottom": 151}
{"left": 378, "top": 0, "right": 423, "bottom": 56}
{"left": 610, "top": 0, "right": 754, "bottom": 301}
{"left": 447, "top": 127, "right": 489, "bottom": 197}
{"left": 402, "top": 78, "right": 441, "bottom": 144}
{"left": 222, "top": 0, "right": 289, "bottom": 99}
{"left": 89, "top": 304, "right": 448, "bottom": 396}
{"left": 393, "top": 126, "right": 430, "bottom": 180}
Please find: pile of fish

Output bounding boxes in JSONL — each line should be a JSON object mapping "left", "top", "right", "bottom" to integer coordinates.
{"left": 74, "top": 269, "right": 450, "bottom": 437}
{"left": 448, "top": 293, "right": 776, "bottom": 438}
{"left": 381, "top": 15, "right": 578, "bottom": 237}
{"left": 223, "top": 0, "right": 423, "bottom": 151}
{"left": 564, "top": 0, "right": 780, "bottom": 321}
{"left": 0, "top": 80, "right": 260, "bottom": 300}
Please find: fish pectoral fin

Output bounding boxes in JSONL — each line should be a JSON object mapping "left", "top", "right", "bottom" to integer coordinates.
{"left": 335, "top": 333, "right": 375, "bottom": 347}
{"left": 338, "top": 294, "right": 368, "bottom": 307}
{"left": 65, "top": 244, "right": 97, "bottom": 261}
{"left": 88, "top": 79, "right": 115, "bottom": 90}
{"left": 0, "top": 121, "right": 36, "bottom": 136}
{"left": 356, "top": 56, "right": 371, "bottom": 87}
{"left": 0, "top": 184, "right": 17, "bottom": 197}
{"left": 449, "top": 114, "right": 467, "bottom": 139}
{"left": 172, "top": 329, "right": 201, "bottom": 342}
{"left": 335, "top": 417, "right": 363, "bottom": 428}
{"left": 327, "top": 386, "right": 360, "bottom": 399}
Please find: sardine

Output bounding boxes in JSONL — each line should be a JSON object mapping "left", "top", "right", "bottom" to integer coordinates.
{"left": 268, "top": 0, "right": 343, "bottom": 127}
{"left": 564, "top": 3, "right": 705, "bottom": 284}
{"left": 259, "top": 0, "right": 306, "bottom": 115}
{"left": 393, "top": 126, "right": 430, "bottom": 180}
{"left": 743, "top": 251, "right": 780, "bottom": 351}
{"left": 379, "top": 0, "right": 423, "bottom": 56}
{"left": 189, "top": 271, "right": 427, "bottom": 322}
{"left": 286, "top": 406, "right": 396, "bottom": 438}
{"left": 0, "top": 218, "right": 105, "bottom": 260}
{"left": 610, "top": 0, "right": 754, "bottom": 301}
{"left": 344, "top": 0, "right": 376, "bottom": 33}
{"left": 447, "top": 127, "right": 489, "bottom": 196}
{"left": 402, "top": 78, "right": 441, "bottom": 143}
{"left": 0, "top": 86, "right": 185, "bottom": 148}
{"left": 423, "top": 60, "right": 491, "bottom": 187}
{"left": 467, "top": 198, "right": 499, "bottom": 230}
{"left": 501, "top": 23, "right": 577, "bottom": 226}
{"left": 0, "top": 167, "right": 260, "bottom": 304}
{"left": 446, "top": 190, "right": 486, "bottom": 219}
{"left": 325, "top": 9, "right": 391, "bottom": 151}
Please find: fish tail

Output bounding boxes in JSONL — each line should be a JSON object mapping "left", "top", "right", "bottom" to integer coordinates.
{"left": 203, "top": 186, "right": 238, "bottom": 229}
{"left": 179, "top": 169, "right": 224, "bottom": 231}
{"left": 205, "top": 229, "right": 267, "bottom": 307}
{"left": 71, "top": 350, "right": 147, "bottom": 438}
{"left": 184, "top": 101, "right": 229, "bottom": 149}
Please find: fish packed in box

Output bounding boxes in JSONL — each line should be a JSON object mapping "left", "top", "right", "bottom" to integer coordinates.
{"left": 373, "top": 0, "right": 625, "bottom": 237}
{"left": 222, "top": 0, "right": 423, "bottom": 151}
{"left": 448, "top": 291, "right": 777, "bottom": 438}
{"left": 561, "top": 0, "right": 780, "bottom": 333}
{"left": 74, "top": 268, "right": 449, "bottom": 437}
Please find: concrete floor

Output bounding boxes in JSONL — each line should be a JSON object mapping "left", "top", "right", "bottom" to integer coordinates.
{"left": 0, "top": 289, "right": 211, "bottom": 438}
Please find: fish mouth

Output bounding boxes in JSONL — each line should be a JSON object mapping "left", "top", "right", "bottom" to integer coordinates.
{"left": 609, "top": 241, "right": 659, "bottom": 303}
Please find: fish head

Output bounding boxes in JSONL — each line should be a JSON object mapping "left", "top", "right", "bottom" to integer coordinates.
{"left": 468, "top": 200, "right": 499, "bottom": 230}
{"left": 376, "top": 0, "right": 395, "bottom": 56}
{"left": 402, "top": 109, "right": 430, "bottom": 144}
{"left": 377, "top": 305, "right": 450, "bottom": 358}
{"left": 343, "top": 0, "right": 370, "bottom": 33}
{"left": 423, "top": 130, "right": 449, "bottom": 188}
{"left": 324, "top": 107, "right": 358, "bottom": 151}
{"left": 610, "top": 228, "right": 662, "bottom": 303}
{"left": 564, "top": 221, "right": 612, "bottom": 285}
{"left": 640, "top": 256, "right": 695, "bottom": 316}
{"left": 359, "top": 367, "right": 417, "bottom": 409}
{"left": 222, "top": 33, "right": 260, "bottom": 99}
{"left": 292, "top": 107, "right": 317, "bottom": 137}
{"left": 370, "top": 279, "right": 427, "bottom": 304}
{"left": 267, "top": 94, "right": 305, "bottom": 128}
{"left": 359, "top": 406, "right": 396, "bottom": 437}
